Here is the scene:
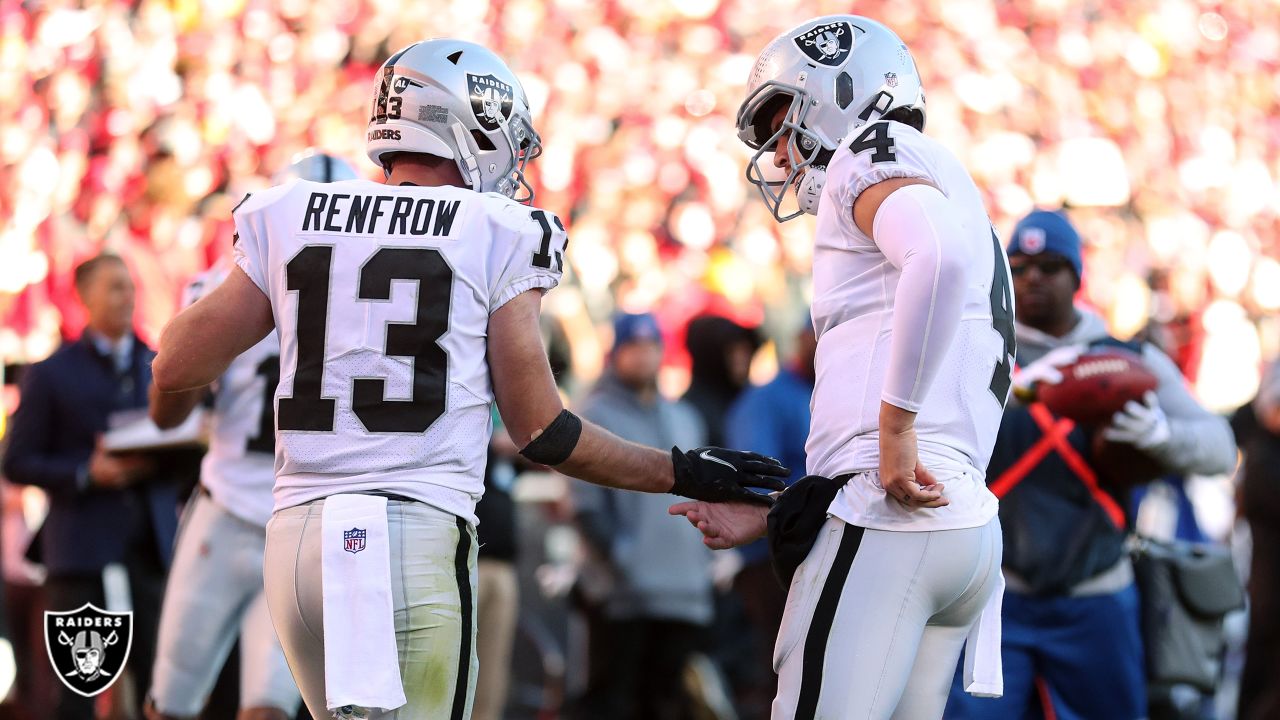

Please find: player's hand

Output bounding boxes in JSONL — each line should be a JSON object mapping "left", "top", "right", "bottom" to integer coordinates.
{"left": 87, "top": 437, "right": 155, "bottom": 489}
{"left": 669, "top": 500, "right": 769, "bottom": 550}
{"left": 878, "top": 405, "right": 947, "bottom": 509}
{"left": 1102, "top": 390, "right": 1171, "bottom": 450}
{"left": 1012, "top": 344, "right": 1084, "bottom": 402}
{"left": 669, "top": 446, "right": 788, "bottom": 506}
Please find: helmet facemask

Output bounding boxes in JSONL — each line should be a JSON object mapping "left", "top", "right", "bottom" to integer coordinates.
{"left": 506, "top": 114, "right": 542, "bottom": 203}
{"left": 738, "top": 82, "right": 831, "bottom": 223}
{"left": 735, "top": 16, "right": 929, "bottom": 222}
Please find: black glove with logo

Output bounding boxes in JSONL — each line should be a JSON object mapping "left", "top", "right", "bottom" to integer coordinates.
{"left": 670, "top": 446, "right": 789, "bottom": 506}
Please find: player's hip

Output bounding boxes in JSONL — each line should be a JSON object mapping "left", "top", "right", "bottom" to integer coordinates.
{"left": 776, "top": 516, "right": 1003, "bottom": 653}
{"left": 169, "top": 489, "right": 267, "bottom": 589}
{"left": 806, "top": 432, "right": 988, "bottom": 481}
{"left": 772, "top": 517, "right": 1003, "bottom": 719}
{"left": 272, "top": 471, "right": 482, "bottom": 526}
{"left": 263, "top": 494, "right": 478, "bottom": 718}
{"left": 265, "top": 494, "right": 477, "bottom": 608}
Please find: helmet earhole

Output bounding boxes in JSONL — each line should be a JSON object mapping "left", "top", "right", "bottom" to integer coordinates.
{"left": 470, "top": 129, "right": 497, "bottom": 152}
{"left": 835, "top": 72, "right": 854, "bottom": 109}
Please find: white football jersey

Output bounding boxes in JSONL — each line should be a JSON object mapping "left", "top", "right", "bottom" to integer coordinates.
{"left": 808, "top": 120, "right": 1013, "bottom": 531}
{"left": 183, "top": 262, "right": 280, "bottom": 527}
{"left": 233, "top": 179, "right": 566, "bottom": 523}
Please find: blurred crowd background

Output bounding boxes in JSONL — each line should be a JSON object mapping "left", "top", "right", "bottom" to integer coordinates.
{"left": 1, "top": 0, "right": 1278, "bottom": 406}
{"left": 1, "top": 0, "right": 1279, "bottom": 717}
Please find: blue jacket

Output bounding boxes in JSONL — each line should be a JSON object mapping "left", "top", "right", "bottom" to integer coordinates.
{"left": 726, "top": 366, "right": 813, "bottom": 565}
{"left": 572, "top": 373, "right": 713, "bottom": 624}
{"left": 3, "top": 334, "right": 178, "bottom": 575}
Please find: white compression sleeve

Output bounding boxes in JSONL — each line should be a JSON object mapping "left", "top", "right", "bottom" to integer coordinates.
{"left": 873, "top": 183, "right": 970, "bottom": 412}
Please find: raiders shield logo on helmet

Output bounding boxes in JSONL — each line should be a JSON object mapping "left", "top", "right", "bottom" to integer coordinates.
{"left": 467, "top": 73, "right": 514, "bottom": 132}
{"left": 794, "top": 21, "right": 856, "bottom": 67}
{"left": 45, "top": 604, "right": 133, "bottom": 698}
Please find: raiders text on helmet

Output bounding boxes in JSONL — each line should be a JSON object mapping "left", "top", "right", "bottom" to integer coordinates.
{"left": 365, "top": 39, "right": 542, "bottom": 202}
{"left": 736, "top": 16, "right": 926, "bottom": 221}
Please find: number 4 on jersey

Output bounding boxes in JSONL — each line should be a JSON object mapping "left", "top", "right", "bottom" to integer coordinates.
{"left": 987, "top": 229, "right": 1016, "bottom": 405}
{"left": 849, "top": 122, "right": 896, "bottom": 164}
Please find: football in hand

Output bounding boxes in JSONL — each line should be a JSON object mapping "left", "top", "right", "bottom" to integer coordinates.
{"left": 1035, "top": 348, "right": 1159, "bottom": 427}
{"left": 1091, "top": 431, "right": 1167, "bottom": 488}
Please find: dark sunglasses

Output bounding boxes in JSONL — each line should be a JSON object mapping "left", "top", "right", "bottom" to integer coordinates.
{"left": 1009, "top": 257, "right": 1074, "bottom": 277}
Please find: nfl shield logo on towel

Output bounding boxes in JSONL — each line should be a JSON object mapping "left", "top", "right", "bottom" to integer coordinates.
{"left": 344, "top": 528, "right": 367, "bottom": 554}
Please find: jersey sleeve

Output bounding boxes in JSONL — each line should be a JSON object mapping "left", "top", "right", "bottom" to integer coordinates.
{"left": 230, "top": 182, "right": 297, "bottom": 296}
{"left": 829, "top": 120, "right": 936, "bottom": 209}
{"left": 487, "top": 204, "right": 566, "bottom": 314}
{"left": 231, "top": 194, "right": 271, "bottom": 296}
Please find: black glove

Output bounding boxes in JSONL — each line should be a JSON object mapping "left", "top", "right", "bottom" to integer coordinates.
{"left": 670, "top": 446, "right": 789, "bottom": 506}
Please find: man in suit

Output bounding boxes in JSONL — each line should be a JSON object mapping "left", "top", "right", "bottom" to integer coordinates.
{"left": 3, "top": 253, "right": 179, "bottom": 719}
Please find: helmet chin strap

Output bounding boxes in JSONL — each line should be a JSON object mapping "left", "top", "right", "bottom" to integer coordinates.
{"left": 796, "top": 166, "right": 826, "bottom": 215}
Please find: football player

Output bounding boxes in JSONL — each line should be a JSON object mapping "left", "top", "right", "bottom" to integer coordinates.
{"left": 143, "top": 151, "right": 359, "bottom": 720}
{"left": 672, "top": 16, "right": 1012, "bottom": 719}
{"left": 150, "top": 40, "right": 785, "bottom": 720}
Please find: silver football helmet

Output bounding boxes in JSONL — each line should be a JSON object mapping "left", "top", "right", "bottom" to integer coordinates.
{"left": 736, "top": 16, "right": 926, "bottom": 222}
{"left": 274, "top": 150, "right": 361, "bottom": 184}
{"left": 365, "top": 39, "right": 542, "bottom": 202}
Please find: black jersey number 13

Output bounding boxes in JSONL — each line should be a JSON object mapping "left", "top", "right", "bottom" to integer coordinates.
{"left": 276, "top": 245, "right": 453, "bottom": 434}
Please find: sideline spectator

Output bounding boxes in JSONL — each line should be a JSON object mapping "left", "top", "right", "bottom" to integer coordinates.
{"left": 570, "top": 312, "right": 712, "bottom": 720}
{"left": 1231, "top": 359, "right": 1280, "bottom": 720}
{"left": 683, "top": 315, "right": 761, "bottom": 447}
{"left": 2, "top": 254, "right": 178, "bottom": 720}
{"left": 946, "top": 210, "right": 1237, "bottom": 720}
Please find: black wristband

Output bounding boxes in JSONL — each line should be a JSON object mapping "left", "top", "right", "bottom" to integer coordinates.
{"left": 519, "top": 409, "right": 582, "bottom": 466}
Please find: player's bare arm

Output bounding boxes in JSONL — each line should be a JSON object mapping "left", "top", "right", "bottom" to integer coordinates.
{"left": 153, "top": 267, "right": 274, "bottom": 393}
{"left": 147, "top": 383, "right": 204, "bottom": 430}
{"left": 489, "top": 289, "right": 787, "bottom": 503}
{"left": 855, "top": 176, "right": 964, "bottom": 509}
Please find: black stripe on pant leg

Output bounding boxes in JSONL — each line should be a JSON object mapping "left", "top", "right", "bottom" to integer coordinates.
{"left": 450, "top": 517, "right": 475, "bottom": 720}
{"left": 794, "top": 523, "right": 865, "bottom": 719}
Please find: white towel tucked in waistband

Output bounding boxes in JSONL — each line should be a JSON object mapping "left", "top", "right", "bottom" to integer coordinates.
{"left": 321, "top": 494, "right": 406, "bottom": 713}
{"left": 963, "top": 571, "right": 1005, "bottom": 698}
